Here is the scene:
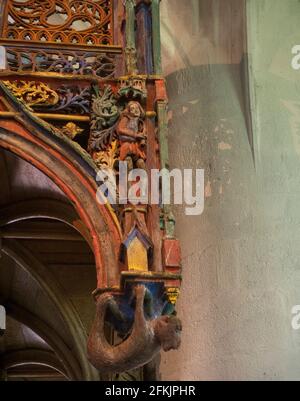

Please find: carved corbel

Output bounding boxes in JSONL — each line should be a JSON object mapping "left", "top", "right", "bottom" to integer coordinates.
{"left": 87, "top": 285, "right": 181, "bottom": 375}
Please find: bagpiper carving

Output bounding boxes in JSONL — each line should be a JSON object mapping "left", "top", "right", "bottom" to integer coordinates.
{"left": 117, "top": 100, "right": 147, "bottom": 171}
{"left": 89, "top": 80, "right": 147, "bottom": 171}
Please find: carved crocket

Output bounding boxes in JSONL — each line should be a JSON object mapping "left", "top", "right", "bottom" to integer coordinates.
{"left": 87, "top": 285, "right": 182, "bottom": 374}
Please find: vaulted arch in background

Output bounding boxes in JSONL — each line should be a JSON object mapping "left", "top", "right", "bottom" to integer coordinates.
{"left": 5, "top": 303, "right": 82, "bottom": 380}
{"left": 0, "top": 199, "right": 92, "bottom": 242}
{"left": 0, "top": 86, "right": 124, "bottom": 380}
{"left": 2, "top": 239, "right": 93, "bottom": 380}
{"left": 0, "top": 92, "right": 123, "bottom": 288}
{"left": 1, "top": 345, "right": 69, "bottom": 380}
{"left": 0, "top": 150, "right": 107, "bottom": 379}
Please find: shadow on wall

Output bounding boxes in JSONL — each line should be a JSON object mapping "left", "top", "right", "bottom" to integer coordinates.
{"left": 159, "top": 61, "right": 261, "bottom": 380}
{"left": 160, "top": 0, "right": 254, "bottom": 160}
{"left": 160, "top": 0, "right": 246, "bottom": 73}
{"left": 165, "top": 62, "right": 254, "bottom": 168}
{"left": 160, "top": 0, "right": 300, "bottom": 382}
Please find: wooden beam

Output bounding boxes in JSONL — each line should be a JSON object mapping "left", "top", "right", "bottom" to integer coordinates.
{"left": 0, "top": 111, "right": 90, "bottom": 122}
{"left": 0, "top": 39, "right": 122, "bottom": 54}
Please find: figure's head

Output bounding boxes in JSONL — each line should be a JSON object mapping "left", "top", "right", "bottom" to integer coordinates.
{"left": 127, "top": 101, "right": 145, "bottom": 119}
{"left": 154, "top": 315, "right": 182, "bottom": 352}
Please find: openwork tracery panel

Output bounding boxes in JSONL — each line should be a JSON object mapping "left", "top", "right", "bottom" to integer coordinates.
{"left": 2, "top": 0, "right": 113, "bottom": 45}
{"left": 6, "top": 46, "right": 116, "bottom": 77}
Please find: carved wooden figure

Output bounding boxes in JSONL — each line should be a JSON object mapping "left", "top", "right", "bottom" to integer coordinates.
{"left": 0, "top": 0, "right": 182, "bottom": 380}
{"left": 87, "top": 285, "right": 181, "bottom": 374}
{"left": 117, "top": 101, "right": 147, "bottom": 170}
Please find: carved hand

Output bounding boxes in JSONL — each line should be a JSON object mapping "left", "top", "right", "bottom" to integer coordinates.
{"left": 134, "top": 284, "right": 146, "bottom": 299}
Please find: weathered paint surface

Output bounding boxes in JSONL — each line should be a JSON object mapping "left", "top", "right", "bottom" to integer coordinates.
{"left": 160, "top": 0, "right": 300, "bottom": 380}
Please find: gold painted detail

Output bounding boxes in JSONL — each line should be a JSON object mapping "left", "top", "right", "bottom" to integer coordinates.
{"left": 93, "top": 139, "right": 119, "bottom": 170}
{"left": 0, "top": 110, "right": 90, "bottom": 122}
{"left": 146, "top": 111, "right": 157, "bottom": 118}
{"left": 3, "top": 80, "right": 59, "bottom": 108}
{"left": 127, "top": 237, "right": 149, "bottom": 272}
{"left": 166, "top": 287, "right": 180, "bottom": 305}
{"left": 61, "top": 122, "right": 84, "bottom": 140}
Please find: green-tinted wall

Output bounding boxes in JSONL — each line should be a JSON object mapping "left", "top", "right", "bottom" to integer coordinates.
{"left": 160, "top": 0, "right": 300, "bottom": 380}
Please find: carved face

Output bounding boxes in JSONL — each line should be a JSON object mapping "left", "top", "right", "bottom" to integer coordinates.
{"left": 155, "top": 316, "right": 182, "bottom": 352}
{"left": 128, "top": 102, "right": 142, "bottom": 118}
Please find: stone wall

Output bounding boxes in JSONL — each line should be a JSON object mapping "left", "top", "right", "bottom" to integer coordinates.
{"left": 160, "top": 0, "right": 300, "bottom": 380}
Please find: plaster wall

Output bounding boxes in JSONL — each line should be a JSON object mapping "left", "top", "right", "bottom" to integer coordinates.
{"left": 160, "top": 0, "right": 300, "bottom": 380}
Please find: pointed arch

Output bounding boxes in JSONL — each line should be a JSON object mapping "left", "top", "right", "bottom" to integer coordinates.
{"left": 0, "top": 199, "right": 93, "bottom": 247}
{"left": 5, "top": 303, "right": 82, "bottom": 381}
{"left": 0, "top": 116, "right": 122, "bottom": 289}
{"left": 2, "top": 239, "right": 98, "bottom": 380}
{"left": 1, "top": 349, "right": 68, "bottom": 379}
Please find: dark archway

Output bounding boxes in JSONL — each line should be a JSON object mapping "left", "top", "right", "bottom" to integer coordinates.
{"left": 0, "top": 144, "right": 114, "bottom": 380}
{"left": 0, "top": 113, "right": 122, "bottom": 289}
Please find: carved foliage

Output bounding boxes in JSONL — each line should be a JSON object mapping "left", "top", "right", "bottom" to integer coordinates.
{"left": 45, "top": 86, "right": 91, "bottom": 114}
{"left": 61, "top": 122, "right": 84, "bottom": 140}
{"left": 2, "top": 80, "right": 59, "bottom": 108}
{"left": 3, "top": 0, "right": 113, "bottom": 45}
{"left": 6, "top": 47, "right": 117, "bottom": 78}
{"left": 3, "top": 80, "right": 92, "bottom": 115}
{"left": 89, "top": 85, "right": 120, "bottom": 152}
{"left": 92, "top": 139, "right": 119, "bottom": 170}
{"left": 89, "top": 80, "right": 148, "bottom": 169}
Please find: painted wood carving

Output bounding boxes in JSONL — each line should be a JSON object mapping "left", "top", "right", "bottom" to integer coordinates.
{"left": 0, "top": 0, "right": 182, "bottom": 378}
{"left": 2, "top": 0, "right": 114, "bottom": 45}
